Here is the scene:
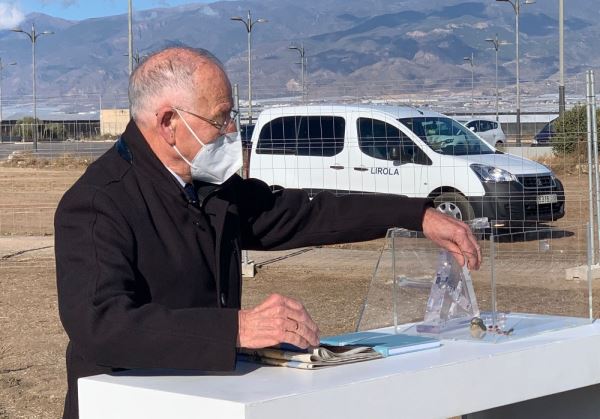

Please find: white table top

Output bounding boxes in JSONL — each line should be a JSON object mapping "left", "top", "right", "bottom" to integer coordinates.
{"left": 79, "top": 320, "right": 600, "bottom": 419}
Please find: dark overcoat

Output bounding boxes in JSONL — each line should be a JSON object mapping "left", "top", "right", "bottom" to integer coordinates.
{"left": 54, "top": 121, "right": 431, "bottom": 418}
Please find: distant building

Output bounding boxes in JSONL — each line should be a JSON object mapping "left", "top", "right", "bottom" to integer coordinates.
{"left": 101, "top": 109, "right": 130, "bottom": 136}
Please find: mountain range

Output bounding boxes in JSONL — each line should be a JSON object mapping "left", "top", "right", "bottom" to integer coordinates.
{"left": 0, "top": 0, "right": 598, "bottom": 109}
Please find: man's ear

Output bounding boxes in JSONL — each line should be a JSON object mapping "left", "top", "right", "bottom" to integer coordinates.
{"left": 156, "top": 107, "right": 176, "bottom": 146}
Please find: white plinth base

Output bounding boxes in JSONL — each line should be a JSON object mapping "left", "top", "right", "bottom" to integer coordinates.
{"left": 79, "top": 321, "right": 600, "bottom": 419}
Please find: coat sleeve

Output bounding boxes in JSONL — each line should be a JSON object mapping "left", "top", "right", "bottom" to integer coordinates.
{"left": 55, "top": 183, "right": 238, "bottom": 371}
{"left": 236, "top": 178, "right": 433, "bottom": 251}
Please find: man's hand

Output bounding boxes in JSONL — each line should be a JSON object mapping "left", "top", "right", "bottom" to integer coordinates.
{"left": 237, "top": 294, "right": 320, "bottom": 349}
{"left": 422, "top": 207, "right": 482, "bottom": 270}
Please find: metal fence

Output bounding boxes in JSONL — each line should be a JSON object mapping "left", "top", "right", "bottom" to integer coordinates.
{"left": 0, "top": 120, "right": 101, "bottom": 142}
{"left": 0, "top": 71, "right": 598, "bottom": 243}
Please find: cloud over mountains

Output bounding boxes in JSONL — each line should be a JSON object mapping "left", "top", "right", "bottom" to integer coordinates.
{"left": 0, "top": 3, "right": 25, "bottom": 30}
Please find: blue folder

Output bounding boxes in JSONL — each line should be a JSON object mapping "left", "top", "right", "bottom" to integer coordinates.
{"left": 320, "top": 331, "right": 441, "bottom": 357}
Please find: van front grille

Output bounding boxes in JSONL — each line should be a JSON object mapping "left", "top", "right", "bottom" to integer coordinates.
{"left": 517, "top": 175, "right": 555, "bottom": 189}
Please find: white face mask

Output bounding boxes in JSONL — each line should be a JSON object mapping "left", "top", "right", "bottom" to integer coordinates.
{"left": 171, "top": 107, "right": 243, "bottom": 185}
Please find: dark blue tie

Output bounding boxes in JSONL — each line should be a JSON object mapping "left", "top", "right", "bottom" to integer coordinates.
{"left": 183, "top": 183, "right": 199, "bottom": 206}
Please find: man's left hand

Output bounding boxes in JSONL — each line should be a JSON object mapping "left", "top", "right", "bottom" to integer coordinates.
{"left": 422, "top": 207, "right": 482, "bottom": 270}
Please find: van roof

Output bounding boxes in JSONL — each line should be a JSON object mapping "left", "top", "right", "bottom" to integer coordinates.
{"left": 259, "top": 104, "right": 446, "bottom": 119}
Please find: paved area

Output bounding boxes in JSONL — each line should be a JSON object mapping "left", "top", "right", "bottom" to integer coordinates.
{"left": 0, "top": 141, "right": 114, "bottom": 160}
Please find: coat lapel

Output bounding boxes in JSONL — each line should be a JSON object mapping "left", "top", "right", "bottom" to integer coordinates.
{"left": 203, "top": 196, "right": 230, "bottom": 307}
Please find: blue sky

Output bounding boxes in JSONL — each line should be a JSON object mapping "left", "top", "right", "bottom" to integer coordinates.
{"left": 11, "top": 1, "right": 214, "bottom": 21}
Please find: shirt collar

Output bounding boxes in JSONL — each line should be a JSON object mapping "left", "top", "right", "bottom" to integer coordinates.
{"left": 165, "top": 166, "right": 187, "bottom": 187}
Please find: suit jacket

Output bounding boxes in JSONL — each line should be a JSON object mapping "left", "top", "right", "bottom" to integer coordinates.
{"left": 54, "top": 121, "right": 432, "bottom": 418}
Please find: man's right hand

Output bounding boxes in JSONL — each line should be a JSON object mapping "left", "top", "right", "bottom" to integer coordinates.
{"left": 237, "top": 293, "right": 320, "bottom": 349}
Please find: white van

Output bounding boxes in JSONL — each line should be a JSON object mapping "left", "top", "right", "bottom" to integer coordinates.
{"left": 248, "top": 105, "right": 565, "bottom": 223}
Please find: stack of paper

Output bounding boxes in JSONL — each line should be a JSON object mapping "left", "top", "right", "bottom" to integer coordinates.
{"left": 239, "top": 331, "right": 440, "bottom": 369}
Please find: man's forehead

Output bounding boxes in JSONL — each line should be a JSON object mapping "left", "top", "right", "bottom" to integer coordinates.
{"left": 193, "top": 67, "right": 232, "bottom": 109}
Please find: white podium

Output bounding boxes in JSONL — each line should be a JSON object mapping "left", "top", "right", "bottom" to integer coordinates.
{"left": 79, "top": 322, "right": 600, "bottom": 419}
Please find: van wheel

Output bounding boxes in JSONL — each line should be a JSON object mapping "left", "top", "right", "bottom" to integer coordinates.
{"left": 434, "top": 192, "right": 475, "bottom": 221}
{"left": 495, "top": 141, "right": 504, "bottom": 148}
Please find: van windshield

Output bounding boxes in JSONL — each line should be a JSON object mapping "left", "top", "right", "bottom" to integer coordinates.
{"left": 398, "top": 117, "right": 495, "bottom": 156}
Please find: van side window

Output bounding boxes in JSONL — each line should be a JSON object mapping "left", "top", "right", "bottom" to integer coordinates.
{"left": 256, "top": 116, "right": 345, "bottom": 156}
{"left": 357, "top": 118, "right": 420, "bottom": 163}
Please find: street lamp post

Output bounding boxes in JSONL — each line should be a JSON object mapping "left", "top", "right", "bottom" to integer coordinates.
{"left": 123, "top": 50, "right": 146, "bottom": 67}
{"left": 11, "top": 24, "right": 53, "bottom": 151}
{"left": 231, "top": 10, "right": 267, "bottom": 124}
{"left": 0, "top": 58, "right": 17, "bottom": 139}
{"left": 463, "top": 53, "right": 474, "bottom": 118}
{"left": 289, "top": 43, "right": 306, "bottom": 99}
{"left": 486, "top": 34, "right": 511, "bottom": 122}
{"left": 496, "top": 0, "right": 535, "bottom": 146}
{"left": 128, "top": 0, "right": 134, "bottom": 76}
{"left": 558, "top": 0, "right": 565, "bottom": 116}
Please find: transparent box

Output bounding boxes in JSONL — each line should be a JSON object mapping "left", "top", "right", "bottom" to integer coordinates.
{"left": 356, "top": 223, "right": 594, "bottom": 343}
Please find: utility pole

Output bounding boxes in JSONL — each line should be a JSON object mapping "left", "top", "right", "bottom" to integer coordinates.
{"left": 231, "top": 10, "right": 267, "bottom": 124}
{"left": 289, "top": 43, "right": 306, "bottom": 99}
{"left": 128, "top": 0, "right": 134, "bottom": 77}
{"left": 496, "top": 0, "right": 535, "bottom": 146}
{"left": 486, "top": 34, "right": 511, "bottom": 122}
{"left": 463, "top": 53, "right": 474, "bottom": 118}
{"left": 558, "top": 0, "right": 565, "bottom": 116}
{"left": 12, "top": 24, "right": 54, "bottom": 151}
{"left": 123, "top": 50, "right": 147, "bottom": 67}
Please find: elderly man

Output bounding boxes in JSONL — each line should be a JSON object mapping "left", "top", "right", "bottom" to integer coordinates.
{"left": 55, "top": 46, "right": 480, "bottom": 419}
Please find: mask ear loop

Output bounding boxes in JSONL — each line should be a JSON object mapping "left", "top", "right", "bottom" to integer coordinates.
{"left": 169, "top": 108, "right": 196, "bottom": 167}
{"left": 172, "top": 107, "right": 207, "bottom": 147}
{"left": 171, "top": 143, "right": 194, "bottom": 167}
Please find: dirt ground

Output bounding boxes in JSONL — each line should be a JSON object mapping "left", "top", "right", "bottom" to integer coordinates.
{"left": 1, "top": 166, "right": 600, "bottom": 418}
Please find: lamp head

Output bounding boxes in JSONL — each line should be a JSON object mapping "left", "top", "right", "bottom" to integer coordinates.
{"left": 11, "top": 28, "right": 24, "bottom": 33}
{"left": 256, "top": 18, "right": 268, "bottom": 23}
{"left": 230, "top": 16, "right": 243, "bottom": 21}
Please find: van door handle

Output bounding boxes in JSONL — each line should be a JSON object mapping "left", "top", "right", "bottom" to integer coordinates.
{"left": 329, "top": 165, "right": 344, "bottom": 170}
{"left": 353, "top": 167, "right": 368, "bottom": 172}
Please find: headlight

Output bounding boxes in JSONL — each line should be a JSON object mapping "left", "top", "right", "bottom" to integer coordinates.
{"left": 470, "top": 164, "right": 517, "bottom": 182}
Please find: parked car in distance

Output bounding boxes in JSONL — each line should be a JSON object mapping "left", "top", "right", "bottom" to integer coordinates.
{"left": 249, "top": 104, "right": 565, "bottom": 225}
{"left": 462, "top": 118, "right": 506, "bottom": 148}
{"left": 532, "top": 120, "right": 556, "bottom": 146}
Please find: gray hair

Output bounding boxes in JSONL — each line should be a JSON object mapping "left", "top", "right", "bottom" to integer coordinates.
{"left": 128, "top": 46, "right": 224, "bottom": 121}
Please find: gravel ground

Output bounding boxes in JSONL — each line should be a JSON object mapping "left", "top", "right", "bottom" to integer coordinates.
{"left": 1, "top": 167, "right": 599, "bottom": 418}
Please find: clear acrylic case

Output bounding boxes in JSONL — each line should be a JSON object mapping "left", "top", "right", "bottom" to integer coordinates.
{"left": 356, "top": 222, "right": 594, "bottom": 343}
